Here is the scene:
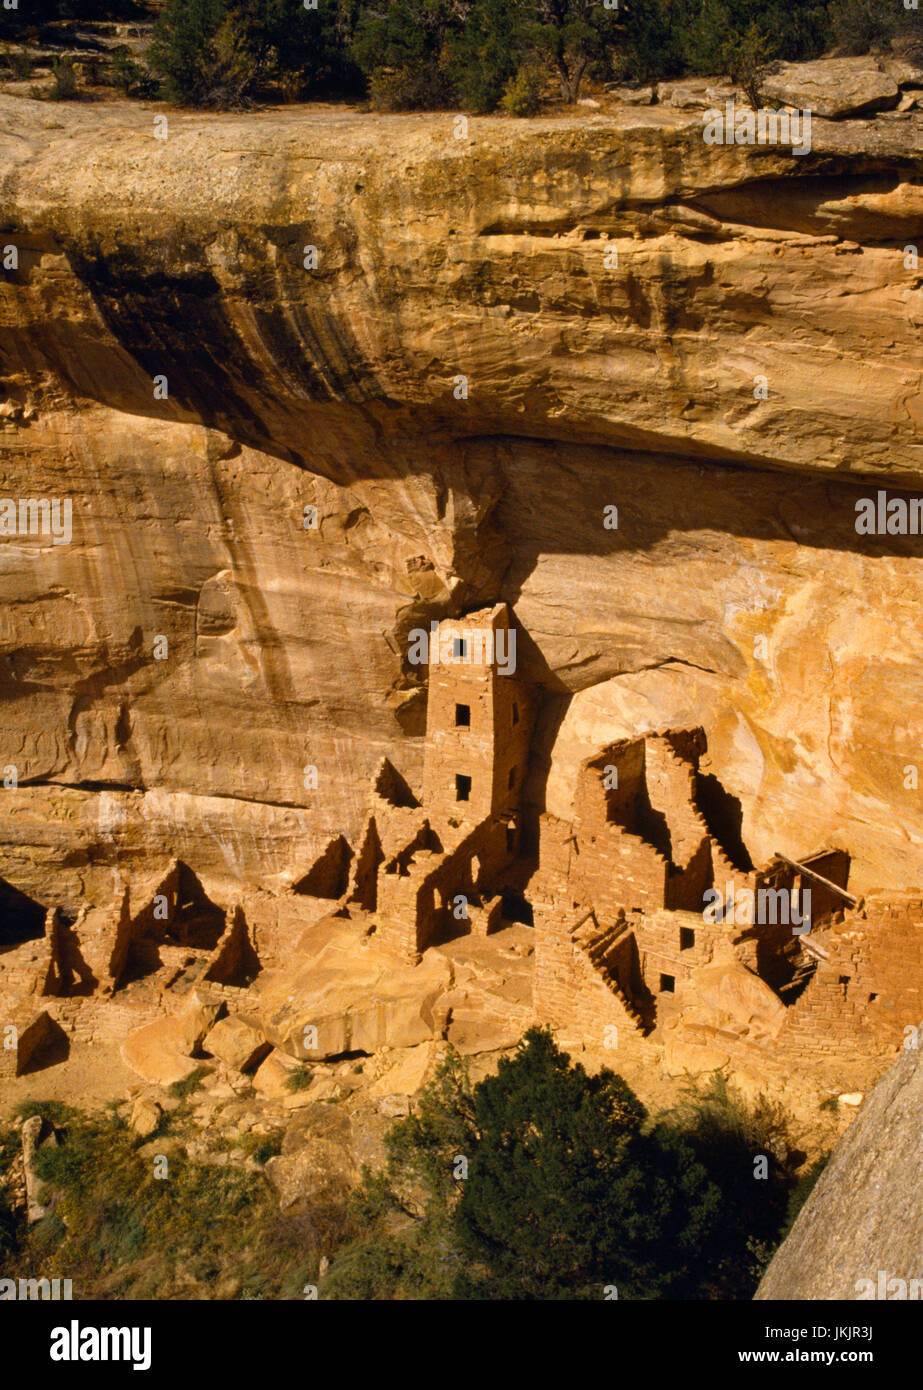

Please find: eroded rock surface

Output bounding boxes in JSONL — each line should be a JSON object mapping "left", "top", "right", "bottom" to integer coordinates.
{"left": 756, "top": 1045, "right": 923, "bottom": 1300}
{"left": 0, "top": 94, "right": 920, "bottom": 913}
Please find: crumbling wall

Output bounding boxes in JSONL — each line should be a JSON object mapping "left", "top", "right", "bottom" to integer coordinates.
{"left": 0, "top": 1007, "right": 64, "bottom": 1078}
{"left": 574, "top": 824, "right": 669, "bottom": 917}
{"left": 533, "top": 906, "right": 646, "bottom": 1050}
{"left": 778, "top": 894, "right": 923, "bottom": 1056}
{"left": 664, "top": 835, "right": 712, "bottom": 912}
{"left": 204, "top": 905, "right": 261, "bottom": 987}
{"left": 575, "top": 741, "right": 644, "bottom": 839}
{"left": 66, "top": 887, "right": 133, "bottom": 994}
{"left": 645, "top": 736, "right": 709, "bottom": 870}
{"left": 293, "top": 835, "right": 353, "bottom": 898}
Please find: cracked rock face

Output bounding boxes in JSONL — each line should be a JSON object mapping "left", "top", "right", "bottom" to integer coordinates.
{"left": 0, "top": 97, "right": 922, "bottom": 904}
{"left": 756, "top": 1045, "right": 923, "bottom": 1300}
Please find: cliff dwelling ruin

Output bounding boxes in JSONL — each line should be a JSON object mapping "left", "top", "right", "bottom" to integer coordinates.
{"left": 2, "top": 602, "right": 919, "bottom": 1090}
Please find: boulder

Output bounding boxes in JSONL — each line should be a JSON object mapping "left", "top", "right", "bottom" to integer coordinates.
{"left": 367, "top": 1042, "right": 437, "bottom": 1101}
{"left": 255, "top": 916, "right": 452, "bottom": 1059}
{"left": 684, "top": 960, "right": 786, "bottom": 1039}
{"left": 761, "top": 58, "right": 899, "bottom": 119}
{"left": 377, "top": 1093, "right": 411, "bottom": 1119}
{"left": 129, "top": 1097, "right": 163, "bottom": 1138}
{"left": 264, "top": 1106, "right": 357, "bottom": 1209}
{"left": 120, "top": 993, "right": 222, "bottom": 1085}
{"left": 607, "top": 84, "right": 654, "bottom": 105}
{"left": 120, "top": 1032, "right": 200, "bottom": 1087}
{"left": 202, "top": 1015, "right": 271, "bottom": 1073}
{"left": 169, "top": 991, "right": 224, "bottom": 1052}
{"left": 756, "top": 1047, "right": 923, "bottom": 1300}
{"left": 662, "top": 1029, "right": 731, "bottom": 1077}
{"left": 884, "top": 56, "right": 923, "bottom": 88}
{"left": 21, "top": 1115, "right": 57, "bottom": 1223}
{"left": 252, "top": 1048, "right": 304, "bottom": 1100}
{"left": 657, "top": 79, "right": 716, "bottom": 109}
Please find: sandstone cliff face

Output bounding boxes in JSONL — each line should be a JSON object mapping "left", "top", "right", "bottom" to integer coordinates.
{"left": 1, "top": 96, "right": 922, "bottom": 904}
{"left": 756, "top": 1044, "right": 923, "bottom": 1300}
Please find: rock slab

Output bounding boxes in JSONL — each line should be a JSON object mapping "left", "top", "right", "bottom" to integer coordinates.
{"left": 756, "top": 1046, "right": 923, "bottom": 1300}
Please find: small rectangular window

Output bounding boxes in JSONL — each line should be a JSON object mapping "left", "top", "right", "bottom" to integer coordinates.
{"left": 455, "top": 703, "right": 470, "bottom": 728}
{"left": 680, "top": 926, "right": 695, "bottom": 951}
{"left": 453, "top": 637, "right": 468, "bottom": 660}
{"left": 660, "top": 973, "right": 675, "bottom": 994}
{"left": 455, "top": 774, "right": 472, "bottom": 802}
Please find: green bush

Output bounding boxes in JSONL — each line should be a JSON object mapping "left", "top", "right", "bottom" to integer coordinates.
{"left": 149, "top": 0, "right": 255, "bottom": 108}
{"left": 500, "top": 64, "right": 544, "bottom": 117}
{"left": 353, "top": 0, "right": 461, "bottom": 110}
{"left": 237, "top": 1127, "right": 284, "bottom": 1165}
{"left": 110, "top": 45, "right": 160, "bottom": 98}
{"left": 0, "top": 50, "right": 35, "bottom": 80}
{"left": 677, "top": 0, "right": 829, "bottom": 76}
{"left": 150, "top": 0, "right": 362, "bottom": 108}
{"left": 6, "top": 1104, "right": 347, "bottom": 1299}
{"left": 284, "top": 1065, "right": 314, "bottom": 1092}
{"left": 724, "top": 20, "right": 777, "bottom": 106}
{"left": 326, "top": 1033, "right": 821, "bottom": 1301}
{"left": 49, "top": 56, "right": 78, "bottom": 100}
{"left": 454, "top": 1030, "right": 722, "bottom": 1299}
{"left": 520, "top": 0, "right": 621, "bottom": 102}
{"left": 828, "top": 0, "right": 901, "bottom": 53}
{"left": 167, "top": 1065, "right": 210, "bottom": 1100}
{"left": 448, "top": 0, "right": 521, "bottom": 112}
{"left": 662, "top": 1072, "right": 801, "bottom": 1297}
{"left": 14, "top": 1099, "right": 76, "bottom": 1127}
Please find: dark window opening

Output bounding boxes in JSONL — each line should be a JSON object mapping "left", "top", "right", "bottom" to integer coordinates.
{"left": 455, "top": 774, "right": 472, "bottom": 802}
{"left": 508, "top": 766, "right": 516, "bottom": 789}
{"left": 839, "top": 975, "right": 850, "bottom": 986}
{"left": 660, "top": 973, "right": 675, "bottom": 994}
{"left": 868, "top": 992, "right": 878, "bottom": 1003}
{"left": 680, "top": 926, "right": 695, "bottom": 951}
{"left": 512, "top": 702, "right": 519, "bottom": 725}
{"left": 455, "top": 703, "right": 470, "bottom": 728}
{"left": 453, "top": 638, "right": 468, "bottom": 659}
{"left": 506, "top": 825, "right": 515, "bottom": 853}
{"left": 502, "top": 892, "right": 533, "bottom": 926}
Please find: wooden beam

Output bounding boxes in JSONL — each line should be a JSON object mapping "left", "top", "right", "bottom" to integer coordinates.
{"left": 772, "top": 853, "right": 858, "bottom": 907}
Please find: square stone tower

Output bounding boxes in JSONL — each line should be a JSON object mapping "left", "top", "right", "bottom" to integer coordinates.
{"left": 421, "top": 604, "right": 532, "bottom": 837}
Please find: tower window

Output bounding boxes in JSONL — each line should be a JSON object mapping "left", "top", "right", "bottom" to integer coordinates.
{"left": 455, "top": 774, "right": 472, "bottom": 802}
{"left": 680, "top": 926, "right": 695, "bottom": 951}
{"left": 506, "top": 825, "right": 516, "bottom": 853}
{"left": 455, "top": 703, "right": 470, "bottom": 728}
{"left": 453, "top": 637, "right": 468, "bottom": 660}
{"left": 660, "top": 973, "right": 675, "bottom": 994}
{"left": 508, "top": 766, "right": 516, "bottom": 789}
{"left": 512, "top": 702, "right": 519, "bottom": 725}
